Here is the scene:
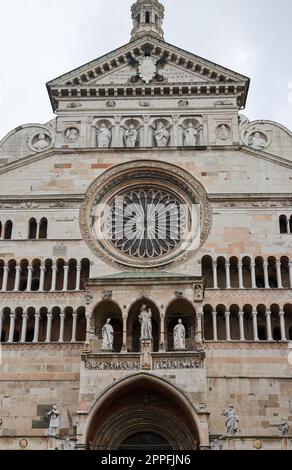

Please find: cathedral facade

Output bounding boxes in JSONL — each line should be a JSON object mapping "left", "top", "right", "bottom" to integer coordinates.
{"left": 0, "top": 0, "right": 292, "bottom": 451}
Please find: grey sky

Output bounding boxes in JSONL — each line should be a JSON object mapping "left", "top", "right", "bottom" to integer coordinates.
{"left": 0, "top": 0, "right": 291, "bottom": 139}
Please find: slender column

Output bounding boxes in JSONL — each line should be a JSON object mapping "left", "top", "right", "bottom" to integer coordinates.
{"left": 225, "top": 311, "right": 231, "bottom": 341}
{"left": 58, "top": 310, "right": 66, "bottom": 343}
{"left": 265, "top": 309, "right": 273, "bottom": 341}
{"left": 263, "top": 261, "right": 270, "bottom": 289}
{"left": 45, "top": 312, "right": 53, "bottom": 343}
{"left": 238, "top": 262, "right": 244, "bottom": 289}
{"left": 252, "top": 309, "right": 259, "bottom": 341}
{"left": 122, "top": 314, "right": 127, "bottom": 352}
{"left": 63, "top": 264, "right": 69, "bottom": 291}
{"left": 14, "top": 265, "right": 21, "bottom": 292}
{"left": 51, "top": 262, "right": 57, "bottom": 291}
{"left": 276, "top": 261, "right": 283, "bottom": 289}
{"left": 212, "top": 261, "right": 218, "bottom": 289}
{"left": 195, "top": 306, "right": 203, "bottom": 343}
{"left": 8, "top": 311, "right": 16, "bottom": 343}
{"left": 289, "top": 261, "right": 292, "bottom": 289}
{"left": 250, "top": 261, "right": 257, "bottom": 288}
{"left": 39, "top": 262, "right": 46, "bottom": 292}
{"left": 287, "top": 219, "right": 291, "bottom": 234}
{"left": 33, "top": 312, "right": 41, "bottom": 343}
{"left": 20, "top": 311, "right": 28, "bottom": 343}
{"left": 279, "top": 309, "right": 287, "bottom": 341}
{"left": 212, "top": 310, "right": 218, "bottom": 341}
{"left": 0, "top": 311, "right": 3, "bottom": 342}
{"left": 160, "top": 309, "right": 166, "bottom": 351}
{"left": 84, "top": 313, "right": 92, "bottom": 350}
{"left": 2, "top": 266, "right": 9, "bottom": 292}
{"left": 238, "top": 310, "right": 245, "bottom": 341}
{"left": 26, "top": 266, "right": 33, "bottom": 292}
{"left": 71, "top": 311, "right": 78, "bottom": 343}
{"left": 75, "top": 265, "right": 81, "bottom": 291}
{"left": 225, "top": 261, "right": 231, "bottom": 289}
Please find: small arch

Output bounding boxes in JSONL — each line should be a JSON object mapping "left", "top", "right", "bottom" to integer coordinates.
{"left": 255, "top": 256, "right": 264, "bottom": 288}
{"left": 242, "top": 256, "right": 252, "bottom": 288}
{"left": 280, "top": 256, "right": 290, "bottom": 288}
{"left": 4, "top": 220, "right": 13, "bottom": 240}
{"left": 93, "top": 301, "right": 123, "bottom": 353}
{"left": 268, "top": 257, "right": 278, "bottom": 288}
{"left": 201, "top": 256, "right": 213, "bottom": 288}
{"left": 39, "top": 218, "right": 48, "bottom": 239}
{"left": 257, "top": 304, "right": 267, "bottom": 341}
{"left": 203, "top": 304, "right": 213, "bottom": 341}
{"left": 28, "top": 218, "right": 37, "bottom": 239}
{"left": 145, "top": 11, "right": 150, "bottom": 23}
{"left": 80, "top": 258, "right": 90, "bottom": 290}
{"left": 165, "top": 299, "right": 196, "bottom": 351}
{"left": 217, "top": 257, "right": 226, "bottom": 289}
{"left": 229, "top": 304, "right": 240, "bottom": 340}
{"left": 243, "top": 304, "right": 253, "bottom": 340}
{"left": 216, "top": 304, "right": 227, "bottom": 341}
{"left": 279, "top": 215, "right": 288, "bottom": 234}
{"left": 230, "top": 257, "right": 239, "bottom": 288}
{"left": 76, "top": 307, "right": 86, "bottom": 342}
{"left": 127, "top": 299, "right": 160, "bottom": 352}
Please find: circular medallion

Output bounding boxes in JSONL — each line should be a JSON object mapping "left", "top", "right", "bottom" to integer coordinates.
{"left": 19, "top": 439, "right": 29, "bottom": 449}
{"left": 80, "top": 161, "right": 212, "bottom": 270}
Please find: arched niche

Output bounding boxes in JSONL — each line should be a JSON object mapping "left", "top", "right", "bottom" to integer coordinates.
{"left": 165, "top": 298, "right": 196, "bottom": 351}
{"left": 127, "top": 300, "right": 160, "bottom": 353}
{"left": 93, "top": 300, "right": 123, "bottom": 353}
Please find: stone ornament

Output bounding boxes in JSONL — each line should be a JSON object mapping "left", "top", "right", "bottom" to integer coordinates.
{"left": 153, "top": 121, "right": 170, "bottom": 147}
{"left": 106, "top": 100, "right": 116, "bottom": 108}
{"left": 253, "top": 440, "right": 262, "bottom": 450}
{"left": 85, "top": 289, "right": 93, "bottom": 305}
{"left": 138, "top": 56, "right": 157, "bottom": 84}
{"left": 102, "top": 290, "right": 113, "bottom": 300}
{"left": 173, "top": 319, "right": 186, "bottom": 350}
{"left": 216, "top": 124, "right": 231, "bottom": 140}
{"left": 279, "top": 418, "right": 289, "bottom": 437}
{"left": 19, "top": 439, "right": 29, "bottom": 449}
{"left": 101, "top": 319, "right": 114, "bottom": 351}
{"left": 223, "top": 406, "right": 239, "bottom": 436}
{"left": 248, "top": 131, "right": 268, "bottom": 150}
{"left": 178, "top": 99, "right": 189, "bottom": 108}
{"left": 85, "top": 359, "right": 140, "bottom": 370}
{"left": 211, "top": 439, "right": 222, "bottom": 450}
{"left": 29, "top": 131, "right": 53, "bottom": 153}
{"left": 139, "top": 304, "right": 152, "bottom": 340}
{"left": 66, "top": 102, "right": 82, "bottom": 109}
{"left": 64, "top": 127, "right": 79, "bottom": 142}
{"left": 153, "top": 358, "right": 202, "bottom": 370}
{"left": 96, "top": 122, "right": 112, "bottom": 148}
{"left": 183, "top": 123, "right": 199, "bottom": 147}
{"left": 124, "top": 124, "right": 139, "bottom": 148}
{"left": 194, "top": 284, "right": 204, "bottom": 302}
{"left": 47, "top": 405, "right": 60, "bottom": 437}
{"left": 139, "top": 101, "right": 150, "bottom": 107}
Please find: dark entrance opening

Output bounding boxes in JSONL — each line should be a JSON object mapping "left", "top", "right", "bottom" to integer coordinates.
{"left": 119, "top": 432, "right": 172, "bottom": 450}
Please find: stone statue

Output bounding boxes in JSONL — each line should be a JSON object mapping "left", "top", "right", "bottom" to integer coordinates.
{"left": 97, "top": 123, "right": 111, "bottom": 148}
{"left": 173, "top": 319, "right": 186, "bottom": 350}
{"left": 65, "top": 128, "right": 79, "bottom": 142}
{"left": 249, "top": 132, "right": 267, "bottom": 149}
{"left": 47, "top": 405, "right": 60, "bottom": 437}
{"left": 124, "top": 124, "right": 138, "bottom": 148}
{"left": 279, "top": 418, "right": 289, "bottom": 437}
{"left": 211, "top": 439, "right": 222, "bottom": 450}
{"left": 154, "top": 122, "right": 170, "bottom": 147}
{"left": 101, "top": 319, "right": 114, "bottom": 351}
{"left": 217, "top": 124, "right": 230, "bottom": 140}
{"left": 184, "top": 123, "right": 198, "bottom": 147}
{"left": 33, "top": 133, "right": 50, "bottom": 150}
{"left": 223, "top": 406, "right": 239, "bottom": 436}
{"left": 139, "top": 304, "right": 152, "bottom": 340}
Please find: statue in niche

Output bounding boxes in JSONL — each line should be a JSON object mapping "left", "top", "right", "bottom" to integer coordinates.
{"left": 47, "top": 405, "right": 60, "bottom": 437}
{"left": 101, "top": 318, "right": 114, "bottom": 351}
{"left": 223, "top": 406, "right": 239, "bottom": 436}
{"left": 173, "top": 319, "right": 186, "bottom": 350}
{"left": 217, "top": 124, "right": 231, "bottom": 140}
{"left": 211, "top": 439, "right": 222, "bottom": 451}
{"left": 279, "top": 418, "right": 289, "bottom": 437}
{"left": 154, "top": 122, "right": 170, "bottom": 147}
{"left": 183, "top": 122, "right": 199, "bottom": 147}
{"left": 139, "top": 304, "right": 152, "bottom": 340}
{"left": 124, "top": 124, "right": 138, "bottom": 148}
{"left": 97, "top": 123, "right": 111, "bottom": 148}
{"left": 65, "top": 127, "right": 79, "bottom": 142}
{"left": 249, "top": 131, "right": 267, "bottom": 149}
{"left": 33, "top": 133, "right": 50, "bottom": 150}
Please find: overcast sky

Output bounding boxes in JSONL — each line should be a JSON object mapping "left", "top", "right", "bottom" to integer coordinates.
{"left": 0, "top": 0, "right": 291, "bottom": 139}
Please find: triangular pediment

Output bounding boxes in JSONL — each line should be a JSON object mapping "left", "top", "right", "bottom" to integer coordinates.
{"left": 47, "top": 34, "right": 250, "bottom": 110}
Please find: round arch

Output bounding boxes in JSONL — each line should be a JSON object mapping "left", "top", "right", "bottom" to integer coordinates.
{"left": 165, "top": 298, "right": 196, "bottom": 351}
{"left": 93, "top": 300, "right": 123, "bottom": 353}
{"left": 81, "top": 373, "right": 205, "bottom": 450}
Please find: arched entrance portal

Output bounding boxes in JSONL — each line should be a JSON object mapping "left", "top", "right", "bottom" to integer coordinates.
{"left": 84, "top": 374, "right": 201, "bottom": 450}
{"left": 127, "top": 300, "right": 160, "bottom": 352}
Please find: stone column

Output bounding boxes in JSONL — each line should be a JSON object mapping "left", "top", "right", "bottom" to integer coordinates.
{"left": 195, "top": 306, "right": 203, "bottom": 344}
{"left": 276, "top": 261, "right": 283, "bottom": 289}
{"left": 238, "top": 262, "right": 244, "bottom": 289}
{"left": 250, "top": 261, "right": 257, "bottom": 289}
{"left": 289, "top": 261, "right": 292, "bottom": 289}
{"left": 2, "top": 266, "right": 9, "bottom": 292}
{"left": 122, "top": 314, "right": 127, "bottom": 352}
{"left": 58, "top": 310, "right": 66, "bottom": 343}
{"left": 265, "top": 309, "right": 273, "bottom": 341}
{"left": 14, "top": 265, "right": 21, "bottom": 292}
{"left": 279, "top": 309, "right": 287, "bottom": 341}
{"left": 20, "top": 311, "right": 28, "bottom": 343}
{"left": 287, "top": 218, "right": 291, "bottom": 234}
{"left": 225, "top": 261, "right": 231, "bottom": 289}
{"left": 84, "top": 313, "right": 92, "bottom": 351}
{"left": 263, "top": 261, "right": 270, "bottom": 289}
{"left": 142, "top": 115, "right": 150, "bottom": 147}
{"left": 39, "top": 262, "right": 46, "bottom": 292}
{"left": 212, "top": 310, "right": 218, "bottom": 341}
{"left": 26, "top": 266, "right": 33, "bottom": 292}
{"left": 212, "top": 260, "right": 218, "bottom": 289}
{"left": 252, "top": 309, "right": 259, "bottom": 341}
{"left": 33, "top": 312, "right": 41, "bottom": 343}
{"left": 8, "top": 311, "right": 16, "bottom": 343}
{"left": 71, "top": 311, "right": 78, "bottom": 343}
{"left": 51, "top": 262, "right": 57, "bottom": 291}
{"left": 238, "top": 310, "right": 245, "bottom": 341}
{"left": 225, "top": 311, "right": 231, "bottom": 341}
{"left": 63, "top": 264, "right": 69, "bottom": 291}
{"left": 76, "top": 265, "right": 81, "bottom": 291}
{"left": 0, "top": 310, "right": 3, "bottom": 342}
{"left": 45, "top": 312, "right": 53, "bottom": 343}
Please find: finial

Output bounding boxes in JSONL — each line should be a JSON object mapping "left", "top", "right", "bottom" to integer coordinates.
{"left": 131, "top": 0, "right": 165, "bottom": 41}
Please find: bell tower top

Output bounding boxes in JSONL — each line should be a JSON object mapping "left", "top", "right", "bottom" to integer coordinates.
{"left": 131, "top": 0, "right": 165, "bottom": 42}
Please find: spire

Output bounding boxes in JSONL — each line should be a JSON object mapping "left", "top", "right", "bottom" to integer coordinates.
{"left": 131, "top": 0, "right": 165, "bottom": 42}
